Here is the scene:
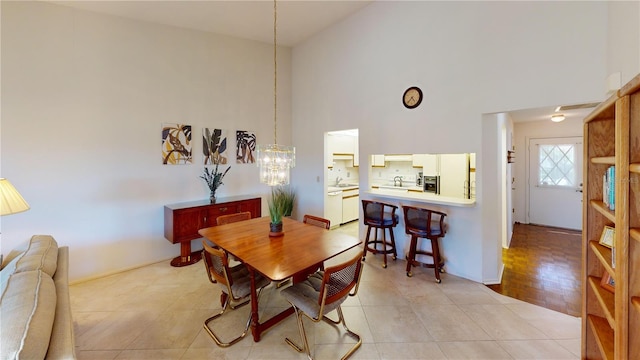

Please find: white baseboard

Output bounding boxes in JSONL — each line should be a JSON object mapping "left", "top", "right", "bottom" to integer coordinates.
{"left": 483, "top": 263, "right": 505, "bottom": 285}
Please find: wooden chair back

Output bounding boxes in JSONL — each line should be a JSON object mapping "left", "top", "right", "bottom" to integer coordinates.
{"left": 303, "top": 214, "right": 331, "bottom": 229}
{"left": 402, "top": 205, "right": 447, "bottom": 238}
{"left": 202, "top": 239, "right": 232, "bottom": 287}
{"left": 216, "top": 211, "right": 252, "bottom": 226}
{"left": 361, "top": 200, "right": 398, "bottom": 227}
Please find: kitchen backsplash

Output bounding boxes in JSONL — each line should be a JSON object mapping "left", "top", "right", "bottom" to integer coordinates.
{"left": 370, "top": 161, "right": 418, "bottom": 185}
{"left": 328, "top": 159, "right": 359, "bottom": 184}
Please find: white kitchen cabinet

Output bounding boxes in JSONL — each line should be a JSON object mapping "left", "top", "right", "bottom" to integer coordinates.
{"left": 384, "top": 154, "right": 413, "bottom": 162}
{"left": 328, "top": 133, "right": 358, "bottom": 167}
{"left": 341, "top": 188, "right": 359, "bottom": 224}
{"left": 412, "top": 154, "right": 426, "bottom": 168}
{"left": 371, "top": 154, "right": 385, "bottom": 167}
{"left": 423, "top": 154, "right": 438, "bottom": 176}
{"left": 439, "top": 153, "right": 469, "bottom": 198}
{"left": 325, "top": 191, "right": 343, "bottom": 229}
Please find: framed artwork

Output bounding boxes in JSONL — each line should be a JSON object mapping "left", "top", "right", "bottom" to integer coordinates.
{"left": 600, "top": 270, "right": 615, "bottom": 293}
{"left": 162, "top": 123, "right": 192, "bottom": 165}
{"left": 236, "top": 130, "right": 256, "bottom": 164}
{"left": 203, "top": 128, "right": 228, "bottom": 165}
{"left": 598, "top": 226, "right": 615, "bottom": 249}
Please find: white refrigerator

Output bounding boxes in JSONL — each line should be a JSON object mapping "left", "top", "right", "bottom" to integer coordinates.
{"left": 438, "top": 154, "right": 470, "bottom": 198}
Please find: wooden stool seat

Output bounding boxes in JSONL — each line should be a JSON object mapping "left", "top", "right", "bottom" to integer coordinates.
{"left": 362, "top": 200, "right": 399, "bottom": 268}
{"left": 402, "top": 205, "right": 447, "bottom": 283}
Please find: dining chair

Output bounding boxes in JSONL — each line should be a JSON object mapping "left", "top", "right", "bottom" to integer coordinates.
{"left": 201, "top": 239, "right": 270, "bottom": 347}
{"left": 286, "top": 214, "right": 331, "bottom": 284}
{"left": 281, "top": 251, "right": 364, "bottom": 360}
{"left": 302, "top": 214, "right": 331, "bottom": 229}
{"left": 216, "top": 211, "right": 252, "bottom": 225}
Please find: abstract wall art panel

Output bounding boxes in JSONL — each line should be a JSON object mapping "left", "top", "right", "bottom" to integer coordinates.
{"left": 162, "top": 123, "right": 192, "bottom": 165}
{"left": 203, "top": 128, "right": 228, "bottom": 165}
{"left": 236, "top": 130, "right": 256, "bottom": 164}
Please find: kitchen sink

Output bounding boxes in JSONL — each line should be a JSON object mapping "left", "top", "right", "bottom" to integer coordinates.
{"left": 336, "top": 183, "right": 357, "bottom": 187}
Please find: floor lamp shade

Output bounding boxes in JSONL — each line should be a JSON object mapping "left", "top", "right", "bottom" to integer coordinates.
{"left": 0, "top": 178, "right": 30, "bottom": 216}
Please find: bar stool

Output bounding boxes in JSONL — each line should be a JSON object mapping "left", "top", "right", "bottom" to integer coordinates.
{"left": 402, "top": 205, "right": 447, "bottom": 283}
{"left": 362, "top": 200, "right": 399, "bottom": 268}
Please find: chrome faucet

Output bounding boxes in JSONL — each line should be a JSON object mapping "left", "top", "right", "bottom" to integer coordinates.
{"left": 336, "top": 176, "right": 343, "bottom": 185}
{"left": 393, "top": 176, "right": 403, "bottom": 187}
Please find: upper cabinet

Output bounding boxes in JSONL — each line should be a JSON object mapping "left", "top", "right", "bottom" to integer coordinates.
{"left": 384, "top": 154, "right": 413, "bottom": 162}
{"left": 327, "top": 132, "right": 359, "bottom": 167}
{"left": 413, "top": 154, "right": 438, "bottom": 175}
{"left": 371, "top": 154, "right": 385, "bottom": 167}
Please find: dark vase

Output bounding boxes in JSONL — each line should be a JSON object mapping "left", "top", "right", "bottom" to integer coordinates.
{"left": 269, "top": 222, "right": 284, "bottom": 237}
{"left": 209, "top": 191, "right": 216, "bottom": 203}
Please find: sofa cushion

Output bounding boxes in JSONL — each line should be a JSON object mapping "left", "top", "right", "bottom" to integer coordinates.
{"left": 47, "top": 247, "right": 77, "bottom": 360}
{"left": 2, "top": 235, "right": 58, "bottom": 277}
{"left": 0, "top": 270, "right": 57, "bottom": 360}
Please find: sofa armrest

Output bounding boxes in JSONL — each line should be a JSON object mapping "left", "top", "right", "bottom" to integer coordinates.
{"left": 46, "top": 246, "right": 77, "bottom": 360}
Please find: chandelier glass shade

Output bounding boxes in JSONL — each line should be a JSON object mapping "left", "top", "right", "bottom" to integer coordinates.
{"left": 257, "top": 144, "right": 295, "bottom": 186}
{"left": 257, "top": 0, "right": 295, "bottom": 186}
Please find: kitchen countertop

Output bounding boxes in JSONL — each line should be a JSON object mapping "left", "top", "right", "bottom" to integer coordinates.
{"left": 327, "top": 184, "right": 359, "bottom": 192}
{"left": 365, "top": 188, "right": 476, "bottom": 207}
{"left": 372, "top": 184, "right": 423, "bottom": 192}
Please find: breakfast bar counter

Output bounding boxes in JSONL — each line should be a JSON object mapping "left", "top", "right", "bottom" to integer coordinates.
{"left": 365, "top": 188, "right": 476, "bottom": 207}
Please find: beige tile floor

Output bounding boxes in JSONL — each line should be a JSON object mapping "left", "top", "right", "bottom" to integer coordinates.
{"left": 70, "top": 222, "right": 581, "bottom": 359}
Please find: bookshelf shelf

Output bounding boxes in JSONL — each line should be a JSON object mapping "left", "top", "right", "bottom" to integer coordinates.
{"left": 588, "top": 276, "right": 616, "bottom": 327}
{"left": 590, "top": 200, "right": 616, "bottom": 223}
{"left": 582, "top": 72, "right": 640, "bottom": 359}
{"left": 588, "top": 314, "right": 614, "bottom": 360}
{"left": 589, "top": 241, "right": 614, "bottom": 276}
{"left": 592, "top": 156, "right": 616, "bottom": 165}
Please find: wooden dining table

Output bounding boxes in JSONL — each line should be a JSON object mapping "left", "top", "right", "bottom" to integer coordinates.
{"left": 198, "top": 216, "right": 362, "bottom": 342}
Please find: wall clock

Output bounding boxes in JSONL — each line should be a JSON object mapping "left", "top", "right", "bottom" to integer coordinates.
{"left": 403, "top": 86, "right": 423, "bottom": 109}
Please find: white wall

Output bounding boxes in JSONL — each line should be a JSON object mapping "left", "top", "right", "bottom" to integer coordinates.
{"left": 607, "top": 1, "right": 640, "bottom": 86}
{"left": 512, "top": 118, "right": 584, "bottom": 225}
{"left": 1, "top": 2, "right": 292, "bottom": 282}
{"left": 291, "top": 1, "right": 609, "bottom": 283}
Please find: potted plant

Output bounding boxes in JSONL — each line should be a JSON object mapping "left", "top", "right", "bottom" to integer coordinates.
{"left": 268, "top": 186, "right": 295, "bottom": 236}
{"left": 200, "top": 163, "right": 230, "bottom": 203}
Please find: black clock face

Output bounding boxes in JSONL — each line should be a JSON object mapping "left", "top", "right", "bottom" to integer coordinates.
{"left": 403, "top": 86, "right": 422, "bottom": 109}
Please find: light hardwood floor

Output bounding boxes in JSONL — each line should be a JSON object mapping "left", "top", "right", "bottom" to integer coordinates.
{"left": 70, "top": 222, "right": 580, "bottom": 359}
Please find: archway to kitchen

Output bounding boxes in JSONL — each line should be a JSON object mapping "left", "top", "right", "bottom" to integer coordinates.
{"left": 324, "top": 129, "right": 360, "bottom": 230}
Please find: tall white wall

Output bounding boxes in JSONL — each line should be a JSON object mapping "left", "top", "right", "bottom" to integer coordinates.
{"left": 291, "top": 1, "right": 609, "bottom": 282}
{"left": 1, "top": 2, "right": 292, "bottom": 281}
{"left": 607, "top": 0, "right": 640, "bottom": 86}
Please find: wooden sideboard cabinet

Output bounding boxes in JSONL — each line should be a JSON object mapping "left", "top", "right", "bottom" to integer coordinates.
{"left": 164, "top": 195, "right": 261, "bottom": 266}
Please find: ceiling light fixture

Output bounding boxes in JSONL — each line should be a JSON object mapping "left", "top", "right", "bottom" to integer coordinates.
{"left": 551, "top": 114, "right": 566, "bottom": 122}
{"left": 256, "top": 0, "right": 295, "bottom": 186}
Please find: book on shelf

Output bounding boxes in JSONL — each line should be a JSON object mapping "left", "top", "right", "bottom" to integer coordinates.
{"left": 603, "top": 166, "right": 615, "bottom": 210}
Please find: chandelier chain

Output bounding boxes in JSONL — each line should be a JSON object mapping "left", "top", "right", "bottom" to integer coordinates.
{"left": 273, "top": 0, "right": 277, "bottom": 145}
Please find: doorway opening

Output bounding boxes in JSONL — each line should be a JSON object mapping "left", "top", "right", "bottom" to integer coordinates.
{"left": 324, "top": 129, "right": 359, "bottom": 229}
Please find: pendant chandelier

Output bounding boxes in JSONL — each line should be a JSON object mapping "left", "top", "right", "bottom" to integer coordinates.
{"left": 256, "top": 0, "right": 295, "bottom": 186}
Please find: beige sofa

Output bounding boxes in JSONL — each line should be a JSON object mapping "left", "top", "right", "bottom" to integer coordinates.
{"left": 0, "top": 235, "right": 76, "bottom": 359}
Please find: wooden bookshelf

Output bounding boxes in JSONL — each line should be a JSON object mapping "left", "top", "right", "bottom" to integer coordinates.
{"left": 582, "top": 72, "right": 640, "bottom": 359}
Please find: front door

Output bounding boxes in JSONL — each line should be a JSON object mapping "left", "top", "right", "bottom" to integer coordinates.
{"left": 528, "top": 137, "right": 583, "bottom": 230}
